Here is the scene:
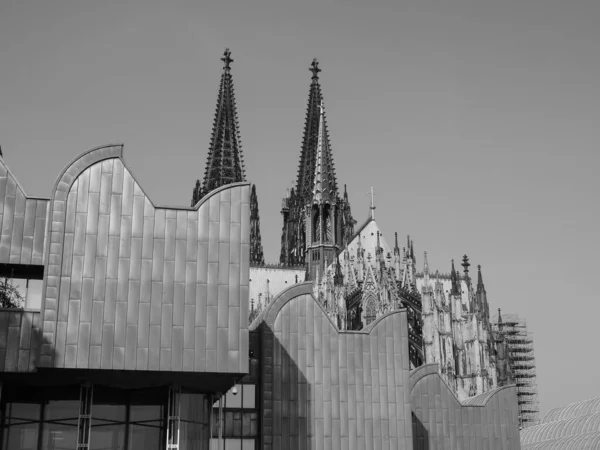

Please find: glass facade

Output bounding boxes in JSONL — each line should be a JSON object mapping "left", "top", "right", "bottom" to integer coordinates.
{"left": 211, "top": 384, "right": 259, "bottom": 450}
{"left": 0, "top": 385, "right": 211, "bottom": 450}
{"left": 0, "top": 387, "right": 79, "bottom": 450}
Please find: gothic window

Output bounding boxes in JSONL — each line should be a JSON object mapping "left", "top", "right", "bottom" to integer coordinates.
{"left": 325, "top": 210, "right": 333, "bottom": 243}
{"left": 365, "top": 298, "right": 376, "bottom": 326}
{"left": 313, "top": 210, "right": 321, "bottom": 243}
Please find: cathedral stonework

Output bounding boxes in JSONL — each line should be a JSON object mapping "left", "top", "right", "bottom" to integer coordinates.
{"left": 193, "top": 52, "right": 515, "bottom": 405}
{"left": 279, "top": 60, "right": 356, "bottom": 278}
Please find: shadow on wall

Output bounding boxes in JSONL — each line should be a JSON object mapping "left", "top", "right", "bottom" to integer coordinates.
{"left": 256, "top": 282, "right": 414, "bottom": 450}
{"left": 410, "top": 364, "right": 522, "bottom": 450}
{"left": 412, "top": 412, "right": 430, "bottom": 450}
{"left": 259, "top": 321, "right": 312, "bottom": 448}
{"left": 0, "top": 309, "right": 50, "bottom": 373}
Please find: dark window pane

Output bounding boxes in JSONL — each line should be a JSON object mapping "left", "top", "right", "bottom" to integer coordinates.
{"left": 128, "top": 405, "right": 163, "bottom": 450}
{"left": 3, "top": 403, "right": 40, "bottom": 450}
{"left": 233, "top": 412, "right": 242, "bottom": 438}
{"left": 5, "top": 402, "right": 40, "bottom": 421}
{"left": 130, "top": 405, "right": 162, "bottom": 423}
{"left": 3, "top": 423, "right": 39, "bottom": 450}
{"left": 90, "top": 405, "right": 126, "bottom": 450}
{"left": 242, "top": 413, "right": 251, "bottom": 437}
{"left": 224, "top": 411, "right": 234, "bottom": 437}
{"left": 42, "top": 400, "right": 79, "bottom": 450}
{"left": 249, "top": 413, "right": 258, "bottom": 437}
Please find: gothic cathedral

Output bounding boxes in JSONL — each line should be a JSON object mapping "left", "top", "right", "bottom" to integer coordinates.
{"left": 190, "top": 49, "right": 513, "bottom": 402}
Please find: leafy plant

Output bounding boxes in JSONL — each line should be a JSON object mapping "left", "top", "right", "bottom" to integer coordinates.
{"left": 0, "top": 278, "right": 25, "bottom": 308}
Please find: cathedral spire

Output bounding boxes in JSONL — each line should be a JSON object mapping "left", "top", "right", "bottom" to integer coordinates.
{"left": 423, "top": 251, "right": 430, "bottom": 287}
{"left": 312, "top": 101, "right": 336, "bottom": 203}
{"left": 249, "top": 184, "right": 265, "bottom": 265}
{"left": 295, "top": 59, "right": 337, "bottom": 201}
{"left": 462, "top": 254, "right": 471, "bottom": 277}
{"left": 192, "top": 48, "right": 246, "bottom": 206}
{"left": 450, "top": 259, "right": 461, "bottom": 295}
{"left": 477, "top": 265, "right": 485, "bottom": 293}
{"left": 334, "top": 254, "right": 344, "bottom": 286}
{"left": 369, "top": 186, "right": 376, "bottom": 219}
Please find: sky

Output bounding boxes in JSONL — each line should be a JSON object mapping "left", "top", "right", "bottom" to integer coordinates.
{"left": 1, "top": 0, "right": 599, "bottom": 418}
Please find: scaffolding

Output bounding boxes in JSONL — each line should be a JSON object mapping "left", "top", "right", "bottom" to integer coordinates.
{"left": 491, "top": 313, "right": 540, "bottom": 428}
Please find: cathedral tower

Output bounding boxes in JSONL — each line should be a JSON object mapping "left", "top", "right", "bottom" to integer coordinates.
{"left": 279, "top": 59, "right": 355, "bottom": 277}
{"left": 190, "top": 49, "right": 265, "bottom": 264}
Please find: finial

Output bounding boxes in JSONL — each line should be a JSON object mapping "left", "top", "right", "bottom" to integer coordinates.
{"left": 310, "top": 58, "right": 321, "bottom": 79}
{"left": 394, "top": 232, "right": 399, "bottom": 250}
{"left": 221, "top": 48, "right": 233, "bottom": 70}
{"left": 368, "top": 186, "right": 376, "bottom": 219}
{"left": 477, "top": 264, "right": 484, "bottom": 289}
{"left": 461, "top": 254, "right": 470, "bottom": 275}
{"left": 376, "top": 231, "right": 381, "bottom": 251}
{"left": 423, "top": 251, "right": 429, "bottom": 273}
{"left": 497, "top": 308, "right": 503, "bottom": 326}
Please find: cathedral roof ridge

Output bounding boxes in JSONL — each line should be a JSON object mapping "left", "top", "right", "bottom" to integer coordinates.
{"left": 251, "top": 262, "right": 306, "bottom": 270}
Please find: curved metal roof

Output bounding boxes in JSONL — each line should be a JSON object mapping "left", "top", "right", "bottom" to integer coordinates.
{"left": 521, "top": 411, "right": 600, "bottom": 445}
{"left": 543, "top": 397, "right": 600, "bottom": 423}
{"left": 522, "top": 430, "right": 600, "bottom": 449}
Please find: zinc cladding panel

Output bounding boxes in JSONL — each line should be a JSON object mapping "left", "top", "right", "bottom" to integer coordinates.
{"left": 0, "top": 310, "right": 41, "bottom": 372}
{"left": 38, "top": 151, "right": 249, "bottom": 374}
{"left": 410, "top": 367, "right": 521, "bottom": 450}
{"left": 261, "top": 286, "right": 413, "bottom": 450}
{"left": 0, "top": 158, "right": 49, "bottom": 265}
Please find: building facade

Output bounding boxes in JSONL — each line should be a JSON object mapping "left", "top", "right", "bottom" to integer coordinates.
{"left": 0, "top": 141, "right": 522, "bottom": 449}
{"left": 190, "top": 51, "right": 523, "bottom": 408}
{"left": 0, "top": 145, "right": 251, "bottom": 450}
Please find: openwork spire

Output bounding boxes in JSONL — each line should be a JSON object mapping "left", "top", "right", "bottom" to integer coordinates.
{"left": 477, "top": 264, "right": 486, "bottom": 293}
{"left": 450, "top": 259, "right": 461, "bottom": 295}
{"left": 249, "top": 184, "right": 265, "bottom": 265}
{"left": 191, "top": 48, "right": 245, "bottom": 206}
{"left": 311, "top": 101, "right": 336, "bottom": 203}
{"left": 296, "top": 59, "right": 338, "bottom": 202}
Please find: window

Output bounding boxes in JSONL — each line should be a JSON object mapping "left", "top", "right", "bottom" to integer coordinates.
{"left": 42, "top": 400, "right": 79, "bottom": 449}
{"left": 0, "top": 387, "right": 215, "bottom": 450}
{"left": 365, "top": 298, "right": 376, "bottom": 326}
{"left": 212, "top": 384, "right": 258, "bottom": 450}
{"left": 2, "top": 402, "right": 40, "bottom": 450}
{"left": 1, "top": 387, "right": 80, "bottom": 450}
{"left": 0, "top": 278, "right": 43, "bottom": 310}
{"left": 91, "top": 387, "right": 165, "bottom": 450}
